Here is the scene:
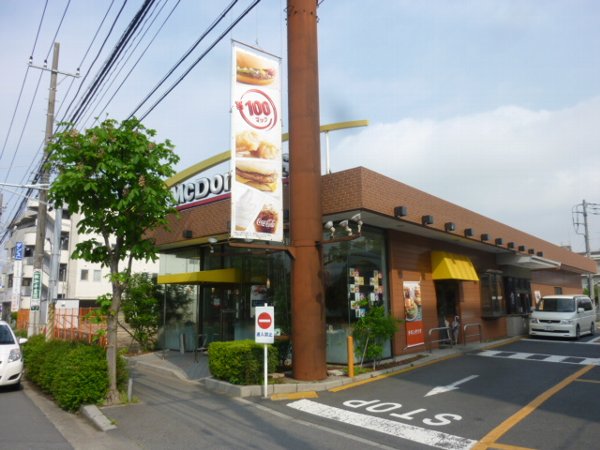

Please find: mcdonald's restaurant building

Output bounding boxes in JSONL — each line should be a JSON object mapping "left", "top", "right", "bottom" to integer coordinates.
{"left": 151, "top": 156, "right": 595, "bottom": 364}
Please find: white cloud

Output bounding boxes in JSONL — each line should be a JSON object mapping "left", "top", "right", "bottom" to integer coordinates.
{"left": 331, "top": 97, "right": 600, "bottom": 251}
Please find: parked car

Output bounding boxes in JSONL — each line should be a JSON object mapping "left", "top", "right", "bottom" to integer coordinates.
{"left": 0, "top": 320, "right": 27, "bottom": 388}
{"left": 529, "top": 295, "right": 596, "bottom": 339}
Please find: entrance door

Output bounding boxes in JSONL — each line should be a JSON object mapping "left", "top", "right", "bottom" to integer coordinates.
{"left": 435, "top": 280, "right": 460, "bottom": 327}
{"left": 199, "top": 286, "right": 237, "bottom": 344}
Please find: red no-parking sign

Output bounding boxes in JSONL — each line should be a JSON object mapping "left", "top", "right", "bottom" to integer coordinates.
{"left": 255, "top": 306, "right": 274, "bottom": 344}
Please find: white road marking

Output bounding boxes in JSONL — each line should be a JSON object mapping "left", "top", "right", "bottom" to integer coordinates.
{"left": 522, "top": 337, "right": 600, "bottom": 345}
{"left": 478, "top": 350, "right": 600, "bottom": 366}
{"left": 287, "top": 399, "right": 477, "bottom": 450}
{"left": 425, "top": 375, "right": 479, "bottom": 397}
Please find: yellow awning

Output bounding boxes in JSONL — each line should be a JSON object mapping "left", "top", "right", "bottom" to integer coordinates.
{"left": 431, "top": 251, "right": 479, "bottom": 281}
{"left": 157, "top": 268, "right": 242, "bottom": 285}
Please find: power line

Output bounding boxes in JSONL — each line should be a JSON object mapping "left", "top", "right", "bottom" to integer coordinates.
{"left": 58, "top": 0, "right": 130, "bottom": 127}
{"left": 67, "top": 0, "right": 157, "bottom": 126}
{"left": 135, "top": 0, "right": 262, "bottom": 121}
{"left": 0, "top": 0, "right": 49, "bottom": 162}
{"left": 128, "top": 0, "right": 240, "bottom": 119}
{"left": 80, "top": 0, "right": 173, "bottom": 128}
{"left": 54, "top": 0, "right": 117, "bottom": 121}
{"left": 88, "top": 0, "right": 181, "bottom": 128}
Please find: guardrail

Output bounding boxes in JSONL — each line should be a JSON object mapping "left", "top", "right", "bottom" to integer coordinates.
{"left": 462, "top": 322, "right": 482, "bottom": 345}
{"left": 427, "top": 326, "right": 452, "bottom": 353}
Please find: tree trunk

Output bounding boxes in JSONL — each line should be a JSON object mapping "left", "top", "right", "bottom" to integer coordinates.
{"left": 106, "top": 262, "right": 123, "bottom": 405}
{"left": 106, "top": 308, "right": 119, "bottom": 404}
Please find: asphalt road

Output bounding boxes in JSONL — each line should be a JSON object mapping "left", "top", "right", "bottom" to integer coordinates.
{"left": 0, "top": 384, "right": 73, "bottom": 450}
{"left": 5, "top": 335, "right": 599, "bottom": 450}
{"left": 103, "top": 368, "right": 391, "bottom": 450}
{"left": 258, "top": 335, "right": 600, "bottom": 449}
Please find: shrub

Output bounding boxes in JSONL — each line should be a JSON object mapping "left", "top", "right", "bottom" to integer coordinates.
{"left": 353, "top": 303, "right": 400, "bottom": 370}
{"left": 22, "top": 338, "right": 129, "bottom": 411}
{"left": 23, "top": 337, "right": 77, "bottom": 391}
{"left": 52, "top": 346, "right": 109, "bottom": 411}
{"left": 22, "top": 334, "right": 48, "bottom": 383}
{"left": 208, "top": 340, "right": 278, "bottom": 385}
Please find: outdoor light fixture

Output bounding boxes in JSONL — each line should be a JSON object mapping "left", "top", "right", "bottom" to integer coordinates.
{"left": 464, "top": 228, "right": 474, "bottom": 237}
{"left": 518, "top": 245, "right": 526, "bottom": 252}
{"left": 444, "top": 222, "right": 456, "bottom": 232}
{"left": 507, "top": 242, "right": 515, "bottom": 249}
{"left": 421, "top": 215, "right": 434, "bottom": 225}
{"left": 394, "top": 206, "right": 408, "bottom": 217}
{"left": 351, "top": 213, "right": 363, "bottom": 233}
{"left": 495, "top": 238, "right": 503, "bottom": 246}
{"left": 183, "top": 230, "right": 193, "bottom": 239}
{"left": 339, "top": 219, "right": 352, "bottom": 235}
{"left": 324, "top": 221, "right": 335, "bottom": 238}
{"left": 208, "top": 237, "right": 217, "bottom": 254}
{"left": 481, "top": 233, "right": 490, "bottom": 241}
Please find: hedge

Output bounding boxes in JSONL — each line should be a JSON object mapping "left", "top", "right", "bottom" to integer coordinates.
{"left": 22, "top": 336, "right": 128, "bottom": 411}
{"left": 208, "top": 339, "right": 278, "bottom": 385}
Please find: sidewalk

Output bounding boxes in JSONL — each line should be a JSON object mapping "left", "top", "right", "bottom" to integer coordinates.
{"left": 128, "top": 337, "right": 522, "bottom": 398}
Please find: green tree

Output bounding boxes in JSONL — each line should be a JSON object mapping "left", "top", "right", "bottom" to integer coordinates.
{"left": 47, "top": 117, "right": 179, "bottom": 404}
{"left": 121, "top": 273, "right": 160, "bottom": 352}
{"left": 352, "top": 301, "right": 400, "bottom": 370}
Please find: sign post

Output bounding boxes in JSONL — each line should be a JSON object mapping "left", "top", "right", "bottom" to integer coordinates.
{"left": 255, "top": 305, "right": 274, "bottom": 398}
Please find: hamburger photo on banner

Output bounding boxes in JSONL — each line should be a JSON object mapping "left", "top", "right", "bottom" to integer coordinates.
{"left": 235, "top": 160, "right": 278, "bottom": 192}
{"left": 236, "top": 50, "right": 277, "bottom": 86}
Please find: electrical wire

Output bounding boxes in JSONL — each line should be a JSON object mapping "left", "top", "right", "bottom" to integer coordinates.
{"left": 134, "top": 0, "right": 261, "bottom": 121}
{"left": 67, "top": 0, "right": 157, "bottom": 126}
{"left": 0, "top": 0, "right": 49, "bottom": 163}
{"left": 128, "top": 0, "right": 239, "bottom": 119}
{"left": 1, "top": 0, "right": 72, "bottom": 184}
{"left": 54, "top": 0, "right": 117, "bottom": 121}
{"left": 58, "top": 0, "right": 130, "bottom": 128}
{"left": 85, "top": 0, "right": 181, "bottom": 128}
{"left": 81, "top": 0, "right": 173, "bottom": 128}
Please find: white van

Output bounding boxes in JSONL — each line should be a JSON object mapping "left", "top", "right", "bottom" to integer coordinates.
{"left": 529, "top": 295, "right": 596, "bottom": 339}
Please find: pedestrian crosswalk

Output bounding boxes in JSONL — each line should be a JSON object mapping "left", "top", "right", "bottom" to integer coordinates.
{"left": 477, "top": 349, "right": 600, "bottom": 366}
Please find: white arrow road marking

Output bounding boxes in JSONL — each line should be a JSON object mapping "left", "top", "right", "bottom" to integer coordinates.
{"left": 425, "top": 375, "right": 479, "bottom": 397}
{"left": 287, "top": 399, "right": 476, "bottom": 450}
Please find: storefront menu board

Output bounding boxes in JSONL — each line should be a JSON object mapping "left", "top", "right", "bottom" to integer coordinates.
{"left": 230, "top": 42, "right": 283, "bottom": 242}
{"left": 348, "top": 268, "right": 384, "bottom": 318}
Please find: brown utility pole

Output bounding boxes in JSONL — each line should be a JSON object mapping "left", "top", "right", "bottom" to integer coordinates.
{"left": 287, "top": 0, "right": 327, "bottom": 380}
{"left": 28, "top": 42, "right": 59, "bottom": 336}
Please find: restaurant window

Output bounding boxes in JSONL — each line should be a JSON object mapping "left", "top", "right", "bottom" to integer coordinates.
{"left": 322, "top": 226, "right": 389, "bottom": 364}
{"left": 503, "top": 277, "right": 531, "bottom": 315}
{"left": 159, "top": 248, "right": 200, "bottom": 275}
{"left": 480, "top": 271, "right": 504, "bottom": 318}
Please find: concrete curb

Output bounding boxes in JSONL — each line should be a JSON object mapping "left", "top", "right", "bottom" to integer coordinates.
{"left": 131, "top": 337, "right": 523, "bottom": 399}
{"left": 80, "top": 404, "right": 117, "bottom": 431}
{"left": 199, "top": 337, "right": 524, "bottom": 398}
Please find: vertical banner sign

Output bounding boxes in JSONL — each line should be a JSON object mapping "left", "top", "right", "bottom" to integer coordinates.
{"left": 404, "top": 281, "right": 424, "bottom": 347}
{"left": 230, "top": 42, "right": 283, "bottom": 242}
{"left": 31, "top": 269, "right": 42, "bottom": 311}
{"left": 11, "top": 242, "right": 24, "bottom": 312}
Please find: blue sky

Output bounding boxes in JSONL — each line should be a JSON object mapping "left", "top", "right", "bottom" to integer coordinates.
{"left": 1, "top": 0, "right": 599, "bottom": 252}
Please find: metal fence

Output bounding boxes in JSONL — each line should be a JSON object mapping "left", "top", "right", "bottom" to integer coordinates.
{"left": 17, "top": 307, "right": 107, "bottom": 346}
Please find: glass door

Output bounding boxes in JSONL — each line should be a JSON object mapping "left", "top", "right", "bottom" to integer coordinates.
{"left": 200, "top": 285, "right": 237, "bottom": 345}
